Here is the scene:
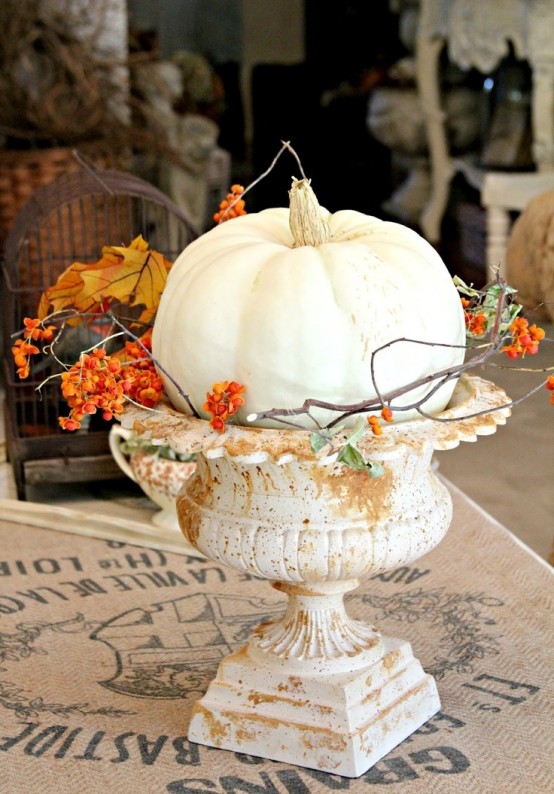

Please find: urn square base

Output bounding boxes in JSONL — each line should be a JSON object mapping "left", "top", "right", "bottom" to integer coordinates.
{"left": 187, "top": 636, "right": 440, "bottom": 777}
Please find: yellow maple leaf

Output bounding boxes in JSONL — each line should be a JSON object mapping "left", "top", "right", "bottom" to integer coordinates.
{"left": 38, "top": 235, "right": 173, "bottom": 326}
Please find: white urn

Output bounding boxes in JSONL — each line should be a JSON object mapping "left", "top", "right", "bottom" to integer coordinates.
{"left": 123, "top": 373, "right": 510, "bottom": 777}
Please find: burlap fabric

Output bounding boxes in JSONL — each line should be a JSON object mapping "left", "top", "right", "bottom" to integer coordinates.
{"left": 0, "top": 481, "right": 552, "bottom": 793}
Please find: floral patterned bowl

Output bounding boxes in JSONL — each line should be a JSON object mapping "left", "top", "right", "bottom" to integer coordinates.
{"left": 109, "top": 425, "right": 196, "bottom": 532}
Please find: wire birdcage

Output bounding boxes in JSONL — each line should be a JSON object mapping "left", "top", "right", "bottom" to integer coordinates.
{"left": 1, "top": 165, "right": 198, "bottom": 499}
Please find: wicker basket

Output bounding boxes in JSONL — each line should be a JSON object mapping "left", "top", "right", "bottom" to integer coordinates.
{"left": 0, "top": 145, "right": 119, "bottom": 248}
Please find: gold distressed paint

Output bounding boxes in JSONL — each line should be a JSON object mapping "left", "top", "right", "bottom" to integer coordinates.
{"left": 192, "top": 704, "right": 230, "bottom": 745}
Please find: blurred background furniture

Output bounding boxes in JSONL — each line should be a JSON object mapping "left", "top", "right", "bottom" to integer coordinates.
{"left": 482, "top": 171, "right": 554, "bottom": 280}
{"left": 367, "top": 0, "right": 482, "bottom": 228}
{"left": 415, "top": 0, "right": 554, "bottom": 255}
{"left": 1, "top": 164, "right": 197, "bottom": 500}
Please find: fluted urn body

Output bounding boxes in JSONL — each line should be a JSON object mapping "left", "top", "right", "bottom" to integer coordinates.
{"left": 180, "top": 437, "right": 449, "bottom": 584}
{"left": 123, "top": 374, "right": 510, "bottom": 777}
{"left": 178, "top": 432, "right": 451, "bottom": 677}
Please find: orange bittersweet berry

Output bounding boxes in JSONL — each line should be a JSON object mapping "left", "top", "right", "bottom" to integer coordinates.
{"left": 203, "top": 380, "right": 246, "bottom": 433}
{"left": 461, "top": 295, "right": 488, "bottom": 337}
{"left": 546, "top": 376, "right": 554, "bottom": 405}
{"left": 57, "top": 337, "right": 164, "bottom": 431}
{"left": 466, "top": 311, "right": 487, "bottom": 336}
{"left": 21, "top": 317, "right": 56, "bottom": 342}
{"left": 214, "top": 185, "right": 247, "bottom": 224}
{"left": 502, "top": 317, "right": 545, "bottom": 359}
{"left": 367, "top": 415, "right": 382, "bottom": 436}
{"left": 12, "top": 318, "right": 59, "bottom": 379}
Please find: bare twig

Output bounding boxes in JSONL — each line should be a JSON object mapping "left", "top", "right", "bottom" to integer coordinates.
{"left": 218, "top": 140, "right": 309, "bottom": 221}
{"left": 247, "top": 276, "right": 551, "bottom": 430}
{"left": 107, "top": 314, "right": 199, "bottom": 418}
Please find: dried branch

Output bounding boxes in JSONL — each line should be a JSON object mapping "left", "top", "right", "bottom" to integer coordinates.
{"left": 246, "top": 275, "right": 551, "bottom": 430}
{"left": 107, "top": 314, "right": 199, "bottom": 417}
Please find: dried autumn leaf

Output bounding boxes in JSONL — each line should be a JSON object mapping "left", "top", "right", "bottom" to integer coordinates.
{"left": 38, "top": 235, "right": 173, "bottom": 326}
{"left": 37, "top": 263, "right": 91, "bottom": 319}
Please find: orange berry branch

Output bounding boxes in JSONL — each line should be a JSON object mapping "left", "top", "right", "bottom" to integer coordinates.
{"left": 9, "top": 161, "right": 553, "bottom": 456}
{"left": 213, "top": 184, "right": 247, "bottom": 224}
{"left": 58, "top": 334, "right": 164, "bottom": 431}
{"left": 11, "top": 318, "right": 57, "bottom": 379}
{"left": 247, "top": 275, "right": 553, "bottom": 433}
{"left": 10, "top": 234, "right": 201, "bottom": 431}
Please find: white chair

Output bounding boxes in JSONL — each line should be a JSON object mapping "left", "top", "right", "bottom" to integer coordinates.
{"left": 481, "top": 171, "right": 554, "bottom": 281}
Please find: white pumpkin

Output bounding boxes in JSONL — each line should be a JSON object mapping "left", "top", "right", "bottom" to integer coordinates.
{"left": 152, "top": 179, "right": 466, "bottom": 428}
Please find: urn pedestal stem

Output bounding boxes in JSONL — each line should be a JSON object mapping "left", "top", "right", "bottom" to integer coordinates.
{"left": 250, "top": 580, "right": 383, "bottom": 675}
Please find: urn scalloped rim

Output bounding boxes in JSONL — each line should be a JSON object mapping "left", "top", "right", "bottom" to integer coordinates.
{"left": 121, "top": 373, "right": 510, "bottom": 464}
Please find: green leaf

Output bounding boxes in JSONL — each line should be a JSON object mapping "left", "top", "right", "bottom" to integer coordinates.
{"left": 310, "top": 432, "right": 329, "bottom": 453}
{"left": 337, "top": 443, "right": 384, "bottom": 478}
{"left": 120, "top": 437, "right": 195, "bottom": 462}
{"left": 343, "top": 417, "right": 366, "bottom": 446}
{"left": 453, "top": 275, "right": 479, "bottom": 298}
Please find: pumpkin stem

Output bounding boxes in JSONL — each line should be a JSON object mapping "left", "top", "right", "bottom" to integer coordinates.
{"left": 289, "top": 178, "right": 330, "bottom": 247}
